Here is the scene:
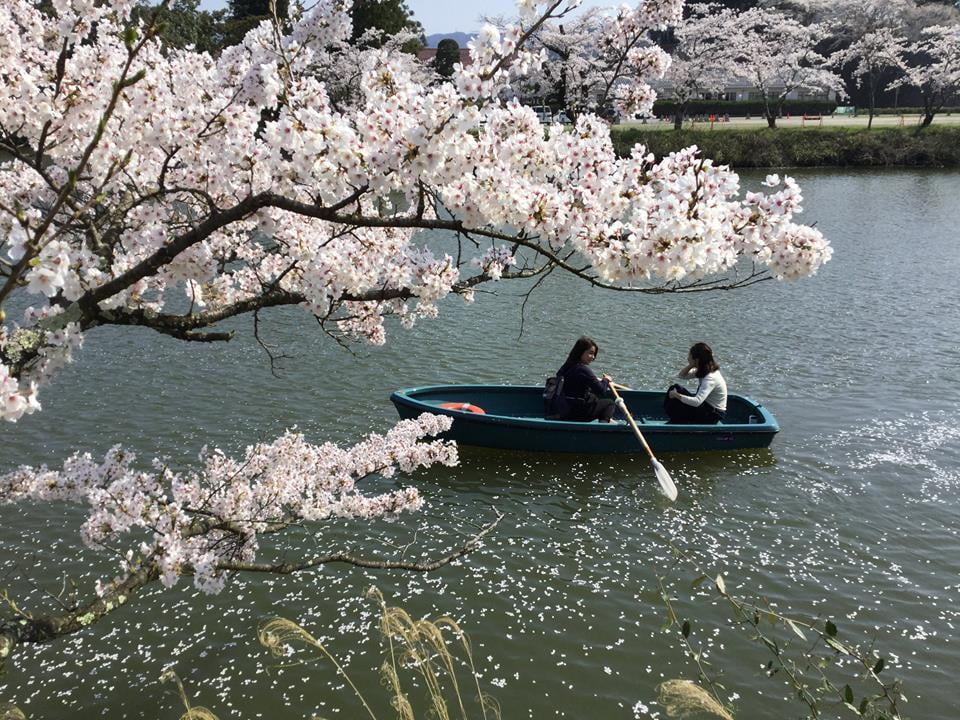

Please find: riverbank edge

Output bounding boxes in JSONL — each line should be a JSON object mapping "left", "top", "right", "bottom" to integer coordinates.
{"left": 610, "top": 126, "right": 960, "bottom": 168}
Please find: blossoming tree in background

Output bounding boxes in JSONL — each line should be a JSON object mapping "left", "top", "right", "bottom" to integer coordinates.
{"left": 723, "top": 5, "right": 845, "bottom": 128}
{"left": 831, "top": 28, "right": 907, "bottom": 129}
{"left": 657, "top": 3, "right": 740, "bottom": 130}
{"left": 510, "top": 1, "right": 677, "bottom": 121}
{"left": 0, "top": 0, "right": 832, "bottom": 662}
{"left": 808, "top": 0, "right": 912, "bottom": 128}
{"left": 893, "top": 24, "right": 960, "bottom": 129}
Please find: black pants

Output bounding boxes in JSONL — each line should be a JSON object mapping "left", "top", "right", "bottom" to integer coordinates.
{"left": 664, "top": 384, "right": 724, "bottom": 424}
{"left": 563, "top": 392, "right": 616, "bottom": 422}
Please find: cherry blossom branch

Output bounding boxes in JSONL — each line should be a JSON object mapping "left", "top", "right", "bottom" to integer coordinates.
{"left": 0, "top": 555, "right": 159, "bottom": 660}
{"left": 0, "top": 413, "right": 480, "bottom": 663}
{"left": 0, "top": 2, "right": 170, "bottom": 308}
{"left": 0, "top": 510, "right": 502, "bottom": 663}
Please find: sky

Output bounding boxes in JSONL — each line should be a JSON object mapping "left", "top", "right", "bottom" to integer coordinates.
{"left": 196, "top": 1, "right": 614, "bottom": 34}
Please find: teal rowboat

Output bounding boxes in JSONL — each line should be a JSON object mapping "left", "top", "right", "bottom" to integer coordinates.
{"left": 390, "top": 384, "right": 779, "bottom": 454}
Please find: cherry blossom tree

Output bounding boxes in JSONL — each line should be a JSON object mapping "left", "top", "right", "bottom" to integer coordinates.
{"left": 724, "top": 6, "right": 845, "bottom": 128}
{"left": 819, "top": 0, "right": 909, "bottom": 32}
{"left": 658, "top": 3, "right": 740, "bottom": 130}
{"left": 795, "top": 0, "right": 959, "bottom": 114}
{"left": 0, "top": 0, "right": 833, "bottom": 663}
{"left": 892, "top": 24, "right": 960, "bottom": 129}
{"left": 511, "top": 0, "right": 681, "bottom": 121}
{"left": 803, "top": 0, "right": 958, "bottom": 35}
{"left": 802, "top": 0, "right": 911, "bottom": 124}
{"left": 831, "top": 28, "right": 907, "bottom": 128}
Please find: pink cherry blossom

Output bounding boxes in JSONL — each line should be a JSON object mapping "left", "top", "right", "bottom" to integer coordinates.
{"left": 1, "top": 414, "right": 456, "bottom": 595}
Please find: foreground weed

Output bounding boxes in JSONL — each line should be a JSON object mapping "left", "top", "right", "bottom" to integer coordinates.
{"left": 256, "top": 586, "right": 500, "bottom": 720}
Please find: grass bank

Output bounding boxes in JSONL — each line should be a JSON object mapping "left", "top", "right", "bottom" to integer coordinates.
{"left": 610, "top": 126, "right": 960, "bottom": 168}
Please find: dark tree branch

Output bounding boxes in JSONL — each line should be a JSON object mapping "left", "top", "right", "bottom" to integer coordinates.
{"left": 218, "top": 510, "right": 502, "bottom": 574}
{"left": 0, "top": 510, "right": 503, "bottom": 663}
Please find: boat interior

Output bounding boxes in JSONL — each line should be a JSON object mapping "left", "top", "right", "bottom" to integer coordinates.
{"left": 403, "top": 386, "right": 765, "bottom": 426}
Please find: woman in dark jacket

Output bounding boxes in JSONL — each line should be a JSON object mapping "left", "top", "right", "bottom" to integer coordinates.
{"left": 556, "top": 336, "right": 617, "bottom": 422}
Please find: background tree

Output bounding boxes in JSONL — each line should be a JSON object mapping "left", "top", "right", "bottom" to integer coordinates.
{"left": 0, "top": 0, "right": 830, "bottom": 662}
{"left": 229, "top": 0, "right": 289, "bottom": 20}
{"left": 659, "top": 3, "right": 739, "bottom": 130}
{"left": 433, "top": 37, "right": 460, "bottom": 78}
{"left": 806, "top": 0, "right": 909, "bottom": 111}
{"left": 724, "top": 6, "right": 845, "bottom": 128}
{"left": 350, "top": 0, "right": 425, "bottom": 52}
{"left": 135, "top": 0, "right": 227, "bottom": 54}
{"left": 777, "top": 0, "right": 960, "bottom": 110}
{"left": 892, "top": 24, "right": 960, "bottom": 129}
{"left": 517, "top": 2, "right": 680, "bottom": 122}
{"left": 710, "top": 0, "right": 756, "bottom": 9}
{"left": 831, "top": 28, "right": 907, "bottom": 128}
{"left": 222, "top": 0, "right": 290, "bottom": 48}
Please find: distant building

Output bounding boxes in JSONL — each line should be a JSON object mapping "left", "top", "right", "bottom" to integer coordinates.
{"left": 714, "top": 81, "right": 838, "bottom": 103}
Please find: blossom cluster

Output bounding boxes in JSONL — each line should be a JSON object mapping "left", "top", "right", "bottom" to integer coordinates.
{"left": 0, "top": 413, "right": 456, "bottom": 595}
{"left": 472, "top": 246, "right": 517, "bottom": 280}
{"left": 1, "top": 316, "right": 83, "bottom": 421}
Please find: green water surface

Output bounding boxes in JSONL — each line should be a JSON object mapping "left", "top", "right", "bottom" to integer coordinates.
{"left": 2, "top": 169, "right": 959, "bottom": 719}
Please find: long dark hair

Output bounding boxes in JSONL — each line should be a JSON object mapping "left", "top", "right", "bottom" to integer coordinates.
{"left": 564, "top": 336, "right": 599, "bottom": 367}
{"left": 690, "top": 342, "right": 719, "bottom": 378}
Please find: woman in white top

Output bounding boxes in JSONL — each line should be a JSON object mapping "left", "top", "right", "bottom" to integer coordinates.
{"left": 664, "top": 342, "right": 727, "bottom": 424}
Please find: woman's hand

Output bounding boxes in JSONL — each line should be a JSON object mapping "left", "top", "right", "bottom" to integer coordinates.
{"left": 668, "top": 389, "right": 678, "bottom": 399}
{"left": 601, "top": 373, "right": 613, "bottom": 382}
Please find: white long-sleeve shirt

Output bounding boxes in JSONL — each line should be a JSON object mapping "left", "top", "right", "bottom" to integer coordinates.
{"left": 677, "top": 370, "right": 727, "bottom": 411}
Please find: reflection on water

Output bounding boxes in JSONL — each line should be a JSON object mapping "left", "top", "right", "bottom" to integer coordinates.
{"left": 2, "top": 169, "right": 960, "bottom": 719}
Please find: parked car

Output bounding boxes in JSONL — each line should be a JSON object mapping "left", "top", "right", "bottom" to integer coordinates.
{"left": 531, "top": 105, "right": 553, "bottom": 124}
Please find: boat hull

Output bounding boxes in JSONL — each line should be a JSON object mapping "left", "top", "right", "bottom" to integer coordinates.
{"left": 390, "top": 385, "right": 778, "bottom": 454}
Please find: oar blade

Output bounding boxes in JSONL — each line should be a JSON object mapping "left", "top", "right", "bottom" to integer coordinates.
{"left": 651, "top": 458, "right": 678, "bottom": 502}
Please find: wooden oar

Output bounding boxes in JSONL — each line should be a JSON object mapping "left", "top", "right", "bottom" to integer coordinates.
{"left": 609, "top": 382, "right": 678, "bottom": 502}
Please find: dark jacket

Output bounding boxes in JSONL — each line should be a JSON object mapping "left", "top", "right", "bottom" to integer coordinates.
{"left": 558, "top": 362, "right": 607, "bottom": 401}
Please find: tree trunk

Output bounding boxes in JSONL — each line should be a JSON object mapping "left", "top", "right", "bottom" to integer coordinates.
{"left": 764, "top": 96, "right": 777, "bottom": 129}
{"left": 916, "top": 94, "right": 936, "bottom": 133}
{"left": 674, "top": 111, "right": 683, "bottom": 131}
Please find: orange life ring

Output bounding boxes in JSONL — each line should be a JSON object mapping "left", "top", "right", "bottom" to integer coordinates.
{"left": 439, "top": 402, "right": 486, "bottom": 414}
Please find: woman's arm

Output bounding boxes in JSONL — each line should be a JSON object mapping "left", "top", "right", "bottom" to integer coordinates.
{"left": 578, "top": 365, "right": 609, "bottom": 395}
{"left": 678, "top": 364, "right": 697, "bottom": 379}
{"left": 676, "top": 375, "right": 716, "bottom": 407}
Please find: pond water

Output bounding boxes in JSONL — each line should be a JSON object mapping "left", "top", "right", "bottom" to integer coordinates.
{"left": 2, "top": 169, "right": 959, "bottom": 719}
